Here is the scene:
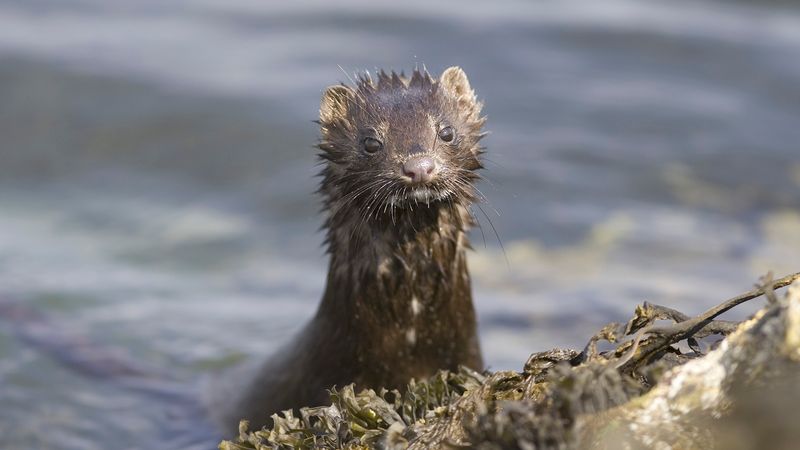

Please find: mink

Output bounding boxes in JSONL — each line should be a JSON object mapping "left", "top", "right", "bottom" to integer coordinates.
{"left": 224, "top": 66, "right": 487, "bottom": 430}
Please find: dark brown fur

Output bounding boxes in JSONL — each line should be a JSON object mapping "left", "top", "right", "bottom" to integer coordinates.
{"left": 226, "top": 66, "right": 487, "bottom": 430}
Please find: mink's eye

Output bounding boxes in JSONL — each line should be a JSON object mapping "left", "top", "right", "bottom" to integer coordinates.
{"left": 363, "top": 137, "right": 383, "bottom": 154}
{"left": 438, "top": 126, "right": 455, "bottom": 142}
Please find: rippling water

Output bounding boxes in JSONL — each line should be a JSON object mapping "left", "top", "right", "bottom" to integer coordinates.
{"left": 0, "top": 0, "right": 798, "bottom": 448}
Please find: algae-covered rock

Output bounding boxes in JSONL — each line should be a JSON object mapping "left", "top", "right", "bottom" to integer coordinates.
{"left": 220, "top": 272, "right": 800, "bottom": 449}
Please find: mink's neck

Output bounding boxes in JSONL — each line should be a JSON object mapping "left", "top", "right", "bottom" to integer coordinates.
{"left": 313, "top": 202, "right": 483, "bottom": 381}
{"left": 324, "top": 202, "right": 471, "bottom": 286}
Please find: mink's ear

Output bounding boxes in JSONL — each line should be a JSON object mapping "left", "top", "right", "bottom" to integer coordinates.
{"left": 320, "top": 85, "right": 354, "bottom": 124}
{"left": 439, "top": 66, "right": 475, "bottom": 101}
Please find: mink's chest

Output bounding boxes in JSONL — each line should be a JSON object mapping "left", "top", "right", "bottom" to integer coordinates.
{"left": 349, "top": 240, "right": 473, "bottom": 358}
{"left": 366, "top": 229, "right": 467, "bottom": 314}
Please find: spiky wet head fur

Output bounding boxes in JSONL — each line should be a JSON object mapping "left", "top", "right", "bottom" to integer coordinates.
{"left": 317, "top": 66, "right": 486, "bottom": 262}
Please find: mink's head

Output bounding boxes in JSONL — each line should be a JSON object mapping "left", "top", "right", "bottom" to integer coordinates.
{"left": 317, "top": 66, "right": 486, "bottom": 223}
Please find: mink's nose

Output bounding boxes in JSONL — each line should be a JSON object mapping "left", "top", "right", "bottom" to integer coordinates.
{"left": 402, "top": 156, "right": 437, "bottom": 184}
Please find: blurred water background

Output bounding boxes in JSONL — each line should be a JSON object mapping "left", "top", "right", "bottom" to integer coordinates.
{"left": 0, "top": 0, "right": 798, "bottom": 448}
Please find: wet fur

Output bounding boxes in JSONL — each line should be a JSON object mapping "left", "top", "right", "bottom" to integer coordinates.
{"left": 226, "top": 67, "right": 487, "bottom": 430}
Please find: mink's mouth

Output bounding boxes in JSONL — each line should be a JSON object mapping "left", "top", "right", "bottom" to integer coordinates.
{"left": 387, "top": 186, "right": 454, "bottom": 207}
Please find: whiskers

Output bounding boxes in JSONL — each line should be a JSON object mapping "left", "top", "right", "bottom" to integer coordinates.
{"left": 448, "top": 170, "right": 509, "bottom": 267}
{"left": 325, "top": 165, "right": 506, "bottom": 269}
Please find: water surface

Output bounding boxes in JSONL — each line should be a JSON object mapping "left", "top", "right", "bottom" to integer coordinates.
{"left": 0, "top": 0, "right": 798, "bottom": 448}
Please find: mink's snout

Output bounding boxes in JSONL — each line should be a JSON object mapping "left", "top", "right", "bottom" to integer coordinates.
{"left": 402, "top": 156, "right": 437, "bottom": 184}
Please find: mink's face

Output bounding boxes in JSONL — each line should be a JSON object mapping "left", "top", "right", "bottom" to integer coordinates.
{"left": 318, "top": 67, "right": 485, "bottom": 216}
